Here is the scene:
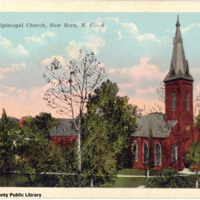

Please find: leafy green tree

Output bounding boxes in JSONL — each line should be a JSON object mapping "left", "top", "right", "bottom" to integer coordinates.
{"left": 16, "top": 131, "right": 65, "bottom": 186}
{"left": 195, "top": 113, "right": 200, "bottom": 129}
{"left": 21, "top": 113, "right": 57, "bottom": 138}
{"left": 84, "top": 80, "right": 137, "bottom": 169}
{"left": 34, "top": 112, "right": 58, "bottom": 139}
{"left": 185, "top": 142, "right": 200, "bottom": 187}
{"left": 56, "top": 142, "right": 79, "bottom": 187}
{"left": 186, "top": 142, "right": 200, "bottom": 170}
{"left": 149, "top": 167, "right": 195, "bottom": 188}
{"left": 0, "top": 109, "right": 20, "bottom": 185}
{"left": 82, "top": 124, "right": 117, "bottom": 186}
{"left": 81, "top": 80, "right": 136, "bottom": 186}
{"left": 15, "top": 115, "right": 65, "bottom": 186}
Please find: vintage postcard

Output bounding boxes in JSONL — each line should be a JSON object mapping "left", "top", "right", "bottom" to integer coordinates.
{"left": 1, "top": 1, "right": 200, "bottom": 199}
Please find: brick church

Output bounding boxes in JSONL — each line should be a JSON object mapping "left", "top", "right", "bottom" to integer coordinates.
{"left": 131, "top": 17, "right": 199, "bottom": 171}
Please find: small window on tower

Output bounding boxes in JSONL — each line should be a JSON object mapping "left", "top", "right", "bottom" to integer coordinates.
{"left": 172, "top": 92, "right": 176, "bottom": 111}
{"left": 185, "top": 93, "right": 189, "bottom": 111}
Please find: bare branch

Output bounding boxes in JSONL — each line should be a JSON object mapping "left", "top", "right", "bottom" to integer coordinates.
{"left": 43, "top": 49, "right": 106, "bottom": 184}
{"left": 156, "top": 82, "right": 165, "bottom": 104}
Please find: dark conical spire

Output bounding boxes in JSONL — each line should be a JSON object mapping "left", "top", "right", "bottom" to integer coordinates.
{"left": 176, "top": 15, "right": 180, "bottom": 27}
{"left": 164, "top": 16, "right": 193, "bottom": 82}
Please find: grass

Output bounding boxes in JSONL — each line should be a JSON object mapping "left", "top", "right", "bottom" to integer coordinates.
{"left": 117, "top": 168, "right": 146, "bottom": 176}
{"left": 104, "top": 177, "right": 149, "bottom": 187}
{"left": 0, "top": 174, "right": 59, "bottom": 187}
{"left": 102, "top": 168, "right": 148, "bottom": 187}
{"left": 0, "top": 169, "right": 148, "bottom": 187}
{"left": 0, "top": 174, "right": 29, "bottom": 187}
{"left": 2, "top": 168, "right": 197, "bottom": 188}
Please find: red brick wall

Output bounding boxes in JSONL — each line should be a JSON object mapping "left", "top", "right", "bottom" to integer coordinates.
{"left": 165, "top": 79, "right": 193, "bottom": 130}
{"left": 131, "top": 136, "right": 181, "bottom": 171}
{"left": 131, "top": 137, "right": 150, "bottom": 170}
{"left": 51, "top": 136, "right": 77, "bottom": 148}
{"left": 130, "top": 123, "right": 196, "bottom": 171}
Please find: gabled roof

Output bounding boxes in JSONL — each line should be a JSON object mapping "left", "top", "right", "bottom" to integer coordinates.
{"left": 164, "top": 16, "right": 194, "bottom": 82}
{"left": 131, "top": 113, "right": 177, "bottom": 138}
{"left": 49, "top": 118, "right": 77, "bottom": 137}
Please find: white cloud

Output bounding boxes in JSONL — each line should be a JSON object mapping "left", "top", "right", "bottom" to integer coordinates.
{"left": 107, "top": 17, "right": 161, "bottom": 43}
{"left": 65, "top": 37, "right": 105, "bottom": 58}
{"left": 191, "top": 67, "right": 200, "bottom": 75}
{"left": 25, "top": 31, "right": 56, "bottom": 45}
{"left": 109, "top": 57, "right": 167, "bottom": 85}
{"left": 0, "top": 85, "right": 63, "bottom": 118}
{"left": 0, "top": 86, "right": 16, "bottom": 93}
{"left": 181, "top": 23, "right": 200, "bottom": 33}
{"left": 117, "top": 83, "right": 133, "bottom": 89}
{"left": 130, "top": 57, "right": 167, "bottom": 84}
{"left": 0, "top": 35, "right": 28, "bottom": 55}
{"left": 41, "top": 56, "right": 66, "bottom": 68}
{"left": 107, "top": 17, "right": 120, "bottom": 23}
{"left": 122, "top": 22, "right": 161, "bottom": 43}
{"left": 92, "top": 17, "right": 106, "bottom": 33}
{"left": 108, "top": 57, "right": 167, "bottom": 111}
{"left": 114, "top": 30, "right": 123, "bottom": 39}
{"left": 136, "top": 86, "right": 156, "bottom": 96}
{"left": 0, "top": 63, "right": 26, "bottom": 79}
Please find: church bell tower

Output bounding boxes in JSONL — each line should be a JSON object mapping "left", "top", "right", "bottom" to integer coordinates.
{"left": 163, "top": 16, "right": 194, "bottom": 131}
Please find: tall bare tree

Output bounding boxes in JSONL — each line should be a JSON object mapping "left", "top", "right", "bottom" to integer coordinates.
{"left": 156, "top": 82, "right": 165, "bottom": 104}
{"left": 43, "top": 49, "right": 106, "bottom": 186}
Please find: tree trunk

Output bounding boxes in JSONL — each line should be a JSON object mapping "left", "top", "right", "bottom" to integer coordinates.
{"left": 90, "top": 177, "right": 94, "bottom": 187}
{"left": 147, "top": 169, "right": 150, "bottom": 182}
{"left": 27, "top": 174, "right": 33, "bottom": 186}
{"left": 196, "top": 171, "right": 199, "bottom": 188}
{"left": 6, "top": 174, "right": 9, "bottom": 186}
{"left": 77, "top": 117, "right": 82, "bottom": 187}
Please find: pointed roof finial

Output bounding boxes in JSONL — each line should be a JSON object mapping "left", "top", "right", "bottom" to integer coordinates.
{"left": 176, "top": 15, "right": 180, "bottom": 27}
{"left": 163, "top": 16, "right": 194, "bottom": 82}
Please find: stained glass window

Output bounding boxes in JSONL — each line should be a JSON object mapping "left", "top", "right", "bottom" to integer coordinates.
{"left": 132, "top": 141, "right": 138, "bottom": 162}
{"left": 155, "top": 143, "right": 162, "bottom": 166}
{"left": 172, "top": 144, "right": 178, "bottom": 163}
{"left": 143, "top": 142, "right": 149, "bottom": 164}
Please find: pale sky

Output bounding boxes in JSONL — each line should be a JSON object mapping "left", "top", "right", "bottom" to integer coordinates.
{"left": 1, "top": 12, "right": 200, "bottom": 118}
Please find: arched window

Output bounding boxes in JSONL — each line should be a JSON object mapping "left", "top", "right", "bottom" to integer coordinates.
{"left": 132, "top": 141, "right": 138, "bottom": 162}
{"left": 172, "top": 144, "right": 178, "bottom": 163}
{"left": 172, "top": 92, "right": 176, "bottom": 111}
{"left": 185, "top": 93, "right": 189, "bottom": 111}
{"left": 155, "top": 143, "right": 162, "bottom": 166}
{"left": 143, "top": 142, "right": 149, "bottom": 164}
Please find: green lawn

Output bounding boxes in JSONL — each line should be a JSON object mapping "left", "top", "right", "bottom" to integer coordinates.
{"left": 2, "top": 169, "right": 197, "bottom": 188}
{"left": 117, "top": 168, "right": 145, "bottom": 176}
{"left": 0, "top": 169, "right": 148, "bottom": 187}
{"left": 0, "top": 174, "right": 29, "bottom": 187}
{"left": 0, "top": 174, "right": 59, "bottom": 187}
{"left": 104, "top": 177, "right": 148, "bottom": 187}
{"left": 102, "top": 168, "right": 148, "bottom": 187}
